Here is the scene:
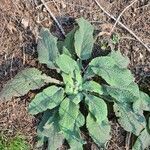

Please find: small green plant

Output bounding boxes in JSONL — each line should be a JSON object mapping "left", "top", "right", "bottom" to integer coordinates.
{"left": 0, "top": 134, "right": 30, "bottom": 150}
{"left": 0, "top": 18, "right": 150, "bottom": 150}
{"left": 111, "top": 34, "right": 120, "bottom": 45}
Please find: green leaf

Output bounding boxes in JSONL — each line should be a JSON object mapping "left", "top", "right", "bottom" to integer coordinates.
{"left": 36, "top": 110, "right": 52, "bottom": 148}
{"left": 44, "top": 114, "right": 64, "bottom": 150}
{"left": 68, "top": 138, "right": 83, "bottom": 150}
{"left": 69, "top": 93, "right": 83, "bottom": 104}
{"left": 59, "top": 99, "right": 85, "bottom": 149}
{"left": 114, "top": 103, "right": 146, "bottom": 136}
{"left": 74, "top": 18, "right": 94, "bottom": 60}
{"left": 36, "top": 110, "right": 64, "bottom": 149}
{"left": 83, "top": 80, "right": 103, "bottom": 95}
{"left": 75, "top": 111, "right": 85, "bottom": 127}
{"left": 37, "top": 28, "right": 59, "bottom": 69}
{"left": 28, "top": 86, "right": 64, "bottom": 115}
{"left": 56, "top": 54, "right": 80, "bottom": 77}
{"left": 110, "top": 50, "right": 129, "bottom": 68}
{"left": 87, "top": 51, "right": 134, "bottom": 87}
{"left": 133, "top": 91, "right": 150, "bottom": 112}
{"left": 65, "top": 117, "right": 85, "bottom": 150}
{"left": 85, "top": 94, "right": 108, "bottom": 123}
{"left": 106, "top": 82, "right": 139, "bottom": 103}
{"left": 132, "top": 128, "right": 150, "bottom": 150}
{"left": 64, "top": 28, "right": 76, "bottom": 57}
{"left": 59, "top": 98, "right": 79, "bottom": 130}
{"left": 86, "top": 113, "right": 111, "bottom": 147}
{"left": 0, "top": 68, "right": 54, "bottom": 101}
{"left": 62, "top": 73, "right": 74, "bottom": 94}
{"left": 62, "top": 72, "right": 82, "bottom": 95}
{"left": 62, "top": 47, "right": 72, "bottom": 57}
{"left": 92, "top": 65, "right": 134, "bottom": 87}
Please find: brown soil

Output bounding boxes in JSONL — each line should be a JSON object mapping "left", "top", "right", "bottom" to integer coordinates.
{"left": 0, "top": 0, "right": 150, "bottom": 150}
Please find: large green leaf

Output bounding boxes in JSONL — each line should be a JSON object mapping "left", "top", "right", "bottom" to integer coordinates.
{"left": 36, "top": 110, "right": 64, "bottom": 149}
{"left": 86, "top": 113, "right": 111, "bottom": 147}
{"left": 92, "top": 65, "right": 134, "bottom": 87}
{"left": 133, "top": 91, "right": 150, "bottom": 113}
{"left": 83, "top": 80, "right": 103, "bottom": 95}
{"left": 106, "top": 82, "right": 139, "bottom": 103}
{"left": 64, "top": 119, "right": 85, "bottom": 150}
{"left": 28, "top": 86, "right": 64, "bottom": 115}
{"left": 86, "top": 51, "right": 134, "bottom": 87}
{"left": 85, "top": 94, "right": 108, "bottom": 123}
{"left": 0, "top": 68, "right": 58, "bottom": 101}
{"left": 114, "top": 103, "right": 146, "bottom": 136}
{"left": 37, "top": 28, "right": 59, "bottom": 69}
{"left": 59, "top": 98, "right": 79, "bottom": 130}
{"left": 132, "top": 128, "right": 150, "bottom": 150}
{"left": 59, "top": 98, "right": 85, "bottom": 149}
{"left": 74, "top": 18, "right": 94, "bottom": 60}
{"left": 65, "top": 125, "right": 84, "bottom": 150}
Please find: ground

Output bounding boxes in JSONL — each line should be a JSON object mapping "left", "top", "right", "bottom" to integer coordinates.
{"left": 0, "top": 0, "right": 150, "bottom": 149}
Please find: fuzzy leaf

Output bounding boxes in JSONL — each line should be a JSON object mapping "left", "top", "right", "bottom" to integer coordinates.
{"left": 36, "top": 110, "right": 52, "bottom": 147}
{"left": 85, "top": 94, "right": 108, "bottom": 123}
{"left": 65, "top": 116, "right": 85, "bottom": 150}
{"left": 87, "top": 51, "right": 134, "bottom": 87}
{"left": 69, "top": 93, "right": 83, "bottom": 104}
{"left": 28, "top": 86, "right": 64, "bottom": 115}
{"left": 74, "top": 18, "right": 94, "bottom": 60}
{"left": 56, "top": 54, "right": 80, "bottom": 77}
{"left": 75, "top": 111, "right": 85, "bottom": 127}
{"left": 106, "top": 82, "right": 139, "bottom": 103}
{"left": 83, "top": 81, "right": 103, "bottom": 95}
{"left": 62, "top": 72, "right": 82, "bottom": 95}
{"left": 59, "top": 99, "right": 85, "bottom": 149}
{"left": 68, "top": 138, "right": 84, "bottom": 150}
{"left": 62, "top": 73, "right": 74, "bottom": 94}
{"left": 132, "top": 128, "right": 150, "bottom": 150}
{"left": 59, "top": 98, "right": 79, "bottom": 130}
{"left": 37, "top": 28, "right": 59, "bottom": 68}
{"left": 62, "top": 47, "right": 72, "bottom": 57}
{"left": 92, "top": 65, "right": 134, "bottom": 87}
{"left": 87, "top": 113, "right": 111, "bottom": 147}
{"left": 110, "top": 51, "right": 130, "bottom": 68}
{"left": 0, "top": 68, "right": 54, "bottom": 101}
{"left": 36, "top": 110, "right": 64, "bottom": 149}
{"left": 114, "top": 103, "right": 146, "bottom": 136}
{"left": 64, "top": 28, "right": 76, "bottom": 57}
{"left": 133, "top": 91, "right": 150, "bottom": 112}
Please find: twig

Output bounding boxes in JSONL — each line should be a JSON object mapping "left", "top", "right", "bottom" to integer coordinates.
{"left": 125, "top": 132, "right": 132, "bottom": 150}
{"left": 40, "top": 0, "right": 66, "bottom": 36}
{"left": 110, "top": 0, "right": 138, "bottom": 34}
{"left": 94, "top": 0, "right": 150, "bottom": 52}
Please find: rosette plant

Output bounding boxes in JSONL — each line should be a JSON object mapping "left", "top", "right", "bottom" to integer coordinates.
{"left": 0, "top": 18, "right": 150, "bottom": 150}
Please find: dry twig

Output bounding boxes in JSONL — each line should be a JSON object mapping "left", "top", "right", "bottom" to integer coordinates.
{"left": 94, "top": 0, "right": 150, "bottom": 52}
{"left": 110, "top": 0, "right": 138, "bottom": 34}
{"left": 125, "top": 132, "right": 132, "bottom": 150}
{"left": 40, "top": 0, "right": 66, "bottom": 36}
